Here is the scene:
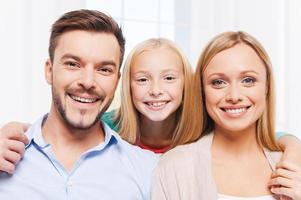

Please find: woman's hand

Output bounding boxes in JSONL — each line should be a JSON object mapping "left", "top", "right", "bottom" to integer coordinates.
{"left": 269, "top": 161, "right": 301, "bottom": 200}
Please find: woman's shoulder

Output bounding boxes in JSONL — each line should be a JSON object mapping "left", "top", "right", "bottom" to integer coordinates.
{"left": 157, "top": 133, "right": 213, "bottom": 168}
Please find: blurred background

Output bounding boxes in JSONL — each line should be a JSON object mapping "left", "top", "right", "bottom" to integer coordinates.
{"left": 0, "top": 0, "right": 300, "bottom": 138}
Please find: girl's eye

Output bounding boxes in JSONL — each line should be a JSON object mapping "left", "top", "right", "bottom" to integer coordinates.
{"left": 211, "top": 79, "right": 226, "bottom": 88}
{"left": 137, "top": 77, "right": 148, "bottom": 82}
{"left": 242, "top": 77, "right": 256, "bottom": 86}
{"left": 164, "top": 76, "right": 176, "bottom": 81}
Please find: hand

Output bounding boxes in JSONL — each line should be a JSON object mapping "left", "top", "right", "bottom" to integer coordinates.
{"left": 0, "top": 122, "right": 30, "bottom": 174}
{"left": 268, "top": 161, "right": 301, "bottom": 200}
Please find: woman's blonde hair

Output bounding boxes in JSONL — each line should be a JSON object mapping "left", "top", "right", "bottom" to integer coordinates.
{"left": 115, "top": 38, "right": 201, "bottom": 147}
{"left": 194, "top": 31, "right": 279, "bottom": 150}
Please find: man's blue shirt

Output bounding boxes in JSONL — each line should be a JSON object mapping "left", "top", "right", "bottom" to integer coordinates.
{"left": 0, "top": 115, "right": 159, "bottom": 200}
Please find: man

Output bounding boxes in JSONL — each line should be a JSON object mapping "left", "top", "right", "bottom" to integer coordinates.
{"left": 0, "top": 9, "right": 158, "bottom": 200}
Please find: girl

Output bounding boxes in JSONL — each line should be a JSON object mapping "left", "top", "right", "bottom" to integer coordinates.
{"left": 152, "top": 31, "right": 301, "bottom": 200}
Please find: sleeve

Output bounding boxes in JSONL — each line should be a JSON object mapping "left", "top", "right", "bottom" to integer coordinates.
{"left": 275, "top": 131, "right": 289, "bottom": 140}
{"left": 101, "top": 110, "right": 120, "bottom": 132}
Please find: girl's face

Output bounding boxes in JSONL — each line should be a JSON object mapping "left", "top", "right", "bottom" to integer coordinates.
{"left": 130, "top": 47, "right": 184, "bottom": 122}
{"left": 203, "top": 44, "right": 267, "bottom": 133}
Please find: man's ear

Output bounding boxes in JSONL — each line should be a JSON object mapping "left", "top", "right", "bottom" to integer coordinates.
{"left": 45, "top": 59, "right": 53, "bottom": 85}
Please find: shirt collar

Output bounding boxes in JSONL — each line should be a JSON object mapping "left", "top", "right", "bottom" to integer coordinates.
{"left": 25, "top": 114, "right": 121, "bottom": 150}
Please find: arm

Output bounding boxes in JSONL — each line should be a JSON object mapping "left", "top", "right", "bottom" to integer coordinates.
{"left": 0, "top": 122, "right": 30, "bottom": 174}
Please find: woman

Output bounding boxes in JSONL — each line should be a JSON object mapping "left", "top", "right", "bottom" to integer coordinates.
{"left": 151, "top": 31, "right": 301, "bottom": 199}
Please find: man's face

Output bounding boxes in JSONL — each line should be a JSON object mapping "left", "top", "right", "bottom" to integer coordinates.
{"left": 45, "top": 30, "right": 120, "bottom": 130}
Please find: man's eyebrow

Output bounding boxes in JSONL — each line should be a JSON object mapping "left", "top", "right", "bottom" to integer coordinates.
{"left": 98, "top": 60, "right": 117, "bottom": 67}
{"left": 60, "top": 54, "right": 118, "bottom": 68}
{"left": 61, "top": 54, "right": 81, "bottom": 61}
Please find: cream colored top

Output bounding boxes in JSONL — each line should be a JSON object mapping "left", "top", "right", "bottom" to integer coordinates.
{"left": 218, "top": 194, "right": 276, "bottom": 200}
{"left": 151, "top": 133, "right": 282, "bottom": 200}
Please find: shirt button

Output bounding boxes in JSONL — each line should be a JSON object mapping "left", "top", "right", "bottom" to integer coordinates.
{"left": 67, "top": 182, "right": 73, "bottom": 187}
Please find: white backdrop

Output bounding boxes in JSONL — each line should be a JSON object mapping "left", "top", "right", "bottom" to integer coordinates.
{"left": 0, "top": 0, "right": 300, "bottom": 138}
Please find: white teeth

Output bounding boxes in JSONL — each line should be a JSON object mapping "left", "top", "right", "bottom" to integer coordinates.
{"left": 70, "top": 95, "right": 97, "bottom": 103}
{"left": 225, "top": 108, "right": 246, "bottom": 114}
{"left": 147, "top": 101, "right": 167, "bottom": 107}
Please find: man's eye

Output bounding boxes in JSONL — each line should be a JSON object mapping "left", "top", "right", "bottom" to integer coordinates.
{"left": 65, "top": 61, "right": 79, "bottom": 68}
{"left": 98, "top": 67, "right": 114, "bottom": 75}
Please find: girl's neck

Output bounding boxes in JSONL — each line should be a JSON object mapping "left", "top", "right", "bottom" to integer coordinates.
{"left": 139, "top": 113, "right": 176, "bottom": 149}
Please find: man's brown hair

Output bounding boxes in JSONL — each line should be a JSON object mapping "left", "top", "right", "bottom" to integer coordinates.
{"left": 49, "top": 9, "right": 125, "bottom": 66}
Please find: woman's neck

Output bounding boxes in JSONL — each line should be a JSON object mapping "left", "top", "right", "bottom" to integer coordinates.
{"left": 212, "top": 124, "right": 262, "bottom": 157}
{"left": 139, "top": 113, "right": 176, "bottom": 149}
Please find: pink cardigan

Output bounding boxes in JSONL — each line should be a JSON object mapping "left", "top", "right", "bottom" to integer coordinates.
{"left": 151, "top": 133, "right": 282, "bottom": 200}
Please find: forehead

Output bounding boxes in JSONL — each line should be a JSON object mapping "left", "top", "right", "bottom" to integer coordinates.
{"left": 131, "top": 47, "right": 183, "bottom": 73}
{"left": 204, "top": 44, "right": 266, "bottom": 77}
{"left": 54, "top": 30, "right": 121, "bottom": 66}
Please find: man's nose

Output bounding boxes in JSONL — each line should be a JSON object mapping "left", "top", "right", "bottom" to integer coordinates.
{"left": 79, "top": 67, "right": 96, "bottom": 90}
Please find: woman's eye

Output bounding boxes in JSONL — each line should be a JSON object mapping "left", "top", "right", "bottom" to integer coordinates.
{"left": 211, "top": 79, "right": 226, "bottom": 88}
{"left": 242, "top": 77, "right": 256, "bottom": 86}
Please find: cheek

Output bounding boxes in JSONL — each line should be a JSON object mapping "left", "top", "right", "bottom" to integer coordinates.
{"left": 248, "top": 86, "right": 267, "bottom": 105}
{"left": 130, "top": 83, "right": 146, "bottom": 104}
{"left": 204, "top": 87, "right": 221, "bottom": 108}
{"left": 98, "top": 76, "right": 119, "bottom": 95}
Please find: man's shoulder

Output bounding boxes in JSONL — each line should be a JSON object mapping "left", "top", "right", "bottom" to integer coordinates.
{"left": 102, "top": 121, "right": 158, "bottom": 163}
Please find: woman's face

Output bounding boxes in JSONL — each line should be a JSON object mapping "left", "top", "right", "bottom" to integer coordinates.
{"left": 203, "top": 44, "right": 267, "bottom": 132}
{"left": 130, "top": 47, "right": 184, "bottom": 122}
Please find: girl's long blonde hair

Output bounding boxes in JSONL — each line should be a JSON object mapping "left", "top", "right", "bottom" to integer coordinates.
{"left": 115, "top": 38, "right": 202, "bottom": 147}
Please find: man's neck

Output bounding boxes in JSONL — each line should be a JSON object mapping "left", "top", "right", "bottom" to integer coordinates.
{"left": 41, "top": 107, "right": 105, "bottom": 171}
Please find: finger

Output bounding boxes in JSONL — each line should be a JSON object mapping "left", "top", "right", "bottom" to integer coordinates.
{"left": 11, "top": 132, "right": 29, "bottom": 145}
{"left": 271, "top": 187, "right": 294, "bottom": 198}
{"left": 6, "top": 140, "right": 26, "bottom": 156}
{"left": 268, "top": 177, "right": 294, "bottom": 188}
{"left": 0, "top": 159, "right": 15, "bottom": 174}
{"left": 22, "top": 123, "right": 30, "bottom": 133}
{"left": 0, "top": 130, "right": 29, "bottom": 145}
{"left": 3, "top": 150, "right": 22, "bottom": 165}
{"left": 276, "top": 161, "right": 300, "bottom": 172}
{"left": 279, "top": 195, "right": 292, "bottom": 200}
{"left": 271, "top": 168, "right": 295, "bottom": 179}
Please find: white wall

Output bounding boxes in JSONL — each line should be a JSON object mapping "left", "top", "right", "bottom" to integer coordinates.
{"left": 0, "top": 0, "right": 300, "bottom": 138}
